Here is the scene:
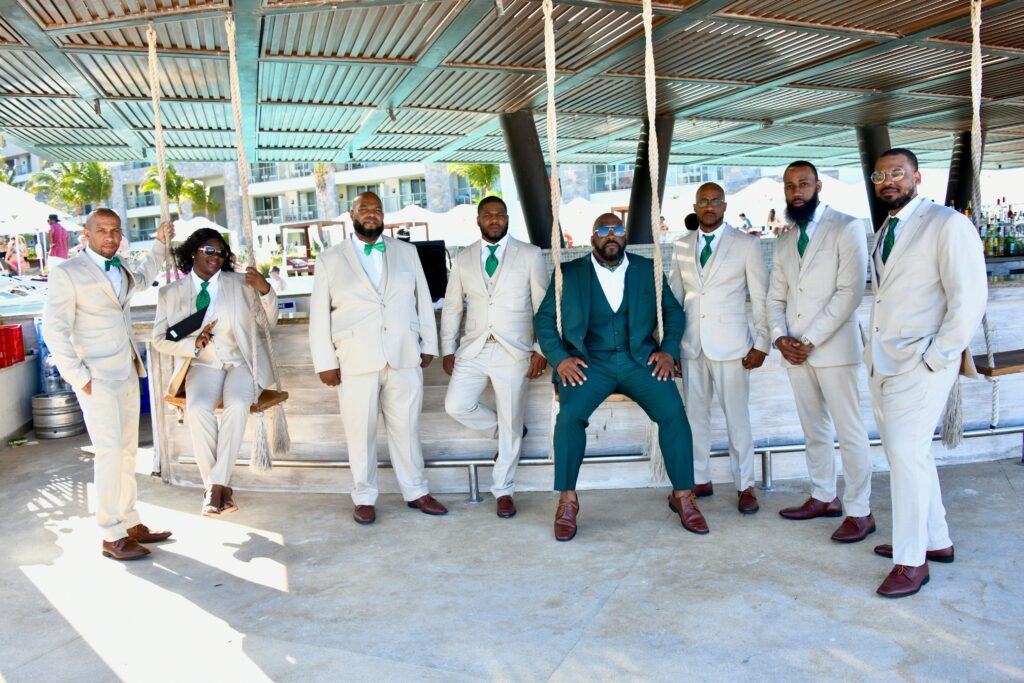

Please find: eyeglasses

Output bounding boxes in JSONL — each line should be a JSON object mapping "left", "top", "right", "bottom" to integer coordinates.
{"left": 695, "top": 198, "right": 726, "bottom": 208}
{"left": 593, "top": 225, "right": 626, "bottom": 237}
{"left": 198, "top": 246, "right": 228, "bottom": 259}
{"left": 870, "top": 168, "right": 907, "bottom": 184}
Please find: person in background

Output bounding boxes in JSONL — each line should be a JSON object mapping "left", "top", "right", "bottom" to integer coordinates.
{"left": 739, "top": 213, "right": 755, "bottom": 233}
{"left": 766, "top": 208, "right": 784, "bottom": 234}
{"left": 659, "top": 216, "right": 672, "bottom": 243}
{"left": 269, "top": 265, "right": 287, "bottom": 292}
{"left": 47, "top": 214, "right": 69, "bottom": 267}
{"left": 117, "top": 234, "right": 131, "bottom": 259}
{"left": 6, "top": 235, "right": 27, "bottom": 275}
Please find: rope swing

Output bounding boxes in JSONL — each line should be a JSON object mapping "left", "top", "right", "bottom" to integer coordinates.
{"left": 541, "top": 0, "right": 669, "bottom": 481}
{"left": 943, "top": 0, "right": 997, "bottom": 448}
{"left": 149, "top": 17, "right": 290, "bottom": 471}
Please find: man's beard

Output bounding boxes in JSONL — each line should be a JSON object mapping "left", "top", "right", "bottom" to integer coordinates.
{"left": 598, "top": 241, "right": 623, "bottom": 263}
{"left": 785, "top": 191, "right": 820, "bottom": 225}
{"left": 353, "top": 219, "right": 383, "bottom": 241}
{"left": 878, "top": 188, "right": 915, "bottom": 212}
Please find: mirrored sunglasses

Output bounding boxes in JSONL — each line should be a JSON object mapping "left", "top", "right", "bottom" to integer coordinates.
{"left": 593, "top": 225, "right": 626, "bottom": 237}
{"left": 198, "top": 246, "right": 228, "bottom": 259}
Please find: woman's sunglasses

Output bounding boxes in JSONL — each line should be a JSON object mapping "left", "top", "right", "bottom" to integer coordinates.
{"left": 197, "top": 246, "right": 228, "bottom": 259}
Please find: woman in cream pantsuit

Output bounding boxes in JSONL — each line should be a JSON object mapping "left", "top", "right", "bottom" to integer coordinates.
{"left": 153, "top": 228, "right": 278, "bottom": 516}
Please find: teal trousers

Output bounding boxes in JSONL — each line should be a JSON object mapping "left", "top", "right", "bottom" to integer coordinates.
{"left": 554, "top": 351, "right": 695, "bottom": 491}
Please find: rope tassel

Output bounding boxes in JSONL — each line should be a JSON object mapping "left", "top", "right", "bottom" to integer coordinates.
{"left": 250, "top": 413, "right": 272, "bottom": 473}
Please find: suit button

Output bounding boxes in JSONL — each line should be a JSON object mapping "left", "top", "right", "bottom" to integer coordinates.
{"left": 701, "top": 314, "right": 706, "bottom": 319}
{"left": 797, "top": 314, "right": 802, "bottom": 318}
{"left": 798, "top": 288, "right": 803, "bottom": 292}
{"left": 877, "top": 299, "right": 882, "bottom": 304}
{"left": 874, "top": 326, "right": 879, "bottom": 332}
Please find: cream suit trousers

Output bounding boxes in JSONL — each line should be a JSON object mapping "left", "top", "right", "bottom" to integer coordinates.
{"left": 339, "top": 365, "right": 431, "bottom": 505}
{"left": 786, "top": 363, "right": 872, "bottom": 517}
{"left": 75, "top": 376, "right": 142, "bottom": 542}
{"left": 869, "top": 361, "right": 957, "bottom": 567}
{"left": 185, "top": 363, "right": 255, "bottom": 488}
{"left": 682, "top": 353, "right": 755, "bottom": 491}
{"left": 444, "top": 341, "right": 530, "bottom": 498}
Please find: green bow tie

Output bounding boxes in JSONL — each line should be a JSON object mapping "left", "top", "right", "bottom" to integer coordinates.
{"left": 363, "top": 242, "right": 385, "bottom": 255}
{"left": 104, "top": 256, "right": 122, "bottom": 271}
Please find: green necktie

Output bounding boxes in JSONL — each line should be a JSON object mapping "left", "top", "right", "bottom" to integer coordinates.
{"left": 699, "top": 234, "right": 714, "bottom": 268}
{"left": 196, "top": 280, "right": 210, "bottom": 311}
{"left": 104, "top": 255, "right": 122, "bottom": 271}
{"left": 881, "top": 216, "right": 898, "bottom": 264}
{"left": 797, "top": 221, "right": 809, "bottom": 258}
{"left": 485, "top": 244, "right": 500, "bottom": 277}
{"left": 363, "top": 241, "right": 385, "bottom": 255}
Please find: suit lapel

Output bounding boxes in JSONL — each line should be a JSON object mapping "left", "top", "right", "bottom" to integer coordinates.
{"left": 878, "top": 200, "right": 928, "bottom": 291}
{"left": 625, "top": 258, "right": 641, "bottom": 328}
{"left": 578, "top": 258, "right": 592, "bottom": 335}
{"left": 683, "top": 231, "right": 702, "bottom": 285}
{"left": 491, "top": 239, "right": 518, "bottom": 295}
{"left": 469, "top": 241, "right": 488, "bottom": 295}
{"left": 77, "top": 253, "right": 121, "bottom": 307}
{"left": 798, "top": 209, "right": 829, "bottom": 278}
{"left": 341, "top": 239, "right": 379, "bottom": 296}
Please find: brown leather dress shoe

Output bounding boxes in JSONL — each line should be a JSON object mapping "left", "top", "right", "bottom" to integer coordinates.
{"left": 874, "top": 544, "right": 954, "bottom": 563}
{"left": 877, "top": 564, "right": 930, "bottom": 598}
{"left": 202, "top": 486, "right": 222, "bottom": 517}
{"left": 779, "top": 496, "right": 842, "bottom": 520}
{"left": 692, "top": 482, "right": 714, "bottom": 498}
{"left": 126, "top": 523, "right": 172, "bottom": 543}
{"left": 554, "top": 499, "right": 579, "bottom": 541}
{"left": 102, "top": 537, "right": 151, "bottom": 560}
{"left": 737, "top": 487, "right": 759, "bottom": 514}
{"left": 220, "top": 486, "right": 238, "bottom": 514}
{"left": 668, "top": 492, "right": 709, "bottom": 535}
{"left": 496, "top": 495, "right": 516, "bottom": 518}
{"left": 831, "top": 514, "right": 875, "bottom": 543}
{"left": 407, "top": 494, "right": 448, "bottom": 515}
{"left": 353, "top": 505, "right": 376, "bottom": 525}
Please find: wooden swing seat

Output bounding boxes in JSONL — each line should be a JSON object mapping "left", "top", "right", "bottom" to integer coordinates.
{"left": 164, "top": 389, "right": 289, "bottom": 413}
{"left": 973, "top": 350, "right": 1024, "bottom": 377}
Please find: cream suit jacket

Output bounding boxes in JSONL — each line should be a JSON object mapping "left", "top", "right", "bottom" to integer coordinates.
{"left": 42, "top": 245, "right": 167, "bottom": 391}
{"left": 766, "top": 206, "right": 868, "bottom": 367}
{"left": 440, "top": 237, "right": 548, "bottom": 362}
{"left": 151, "top": 270, "right": 279, "bottom": 390}
{"left": 670, "top": 224, "right": 770, "bottom": 361}
{"left": 309, "top": 236, "right": 438, "bottom": 376}
{"left": 865, "top": 199, "right": 987, "bottom": 376}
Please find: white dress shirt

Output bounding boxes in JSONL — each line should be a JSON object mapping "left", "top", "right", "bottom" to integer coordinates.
{"left": 694, "top": 225, "right": 723, "bottom": 270}
{"left": 479, "top": 233, "right": 510, "bottom": 280}
{"left": 793, "top": 202, "right": 827, "bottom": 244}
{"left": 874, "top": 194, "right": 924, "bottom": 275}
{"left": 352, "top": 234, "right": 385, "bottom": 290}
{"left": 85, "top": 245, "right": 123, "bottom": 296}
{"left": 192, "top": 270, "right": 244, "bottom": 368}
{"left": 590, "top": 253, "right": 629, "bottom": 312}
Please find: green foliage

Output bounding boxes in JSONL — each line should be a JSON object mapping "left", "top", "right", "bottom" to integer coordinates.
{"left": 182, "top": 179, "right": 222, "bottom": 218}
{"left": 0, "top": 159, "right": 12, "bottom": 184}
{"left": 141, "top": 164, "right": 187, "bottom": 215}
{"left": 27, "top": 161, "right": 112, "bottom": 214}
{"left": 447, "top": 163, "right": 500, "bottom": 194}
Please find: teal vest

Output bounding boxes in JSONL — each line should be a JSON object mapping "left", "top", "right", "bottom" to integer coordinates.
{"left": 584, "top": 264, "right": 629, "bottom": 353}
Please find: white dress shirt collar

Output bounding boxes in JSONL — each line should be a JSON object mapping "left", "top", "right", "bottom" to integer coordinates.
{"left": 85, "top": 245, "right": 123, "bottom": 294}
{"left": 351, "top": 234, "right": 385, "bottom": 290}
{"left": 590, "top": 252, "right": 629, "bottom": 312}
{"left": 695, "top": 224, "right": 723, "bottom": 268}
{"left": 479, "top": 233, "right": 510, "bottom": 272}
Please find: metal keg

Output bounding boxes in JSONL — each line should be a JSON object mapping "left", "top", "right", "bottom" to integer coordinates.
{"left": 32, "top": 391, "right": 85, "bottom": 439}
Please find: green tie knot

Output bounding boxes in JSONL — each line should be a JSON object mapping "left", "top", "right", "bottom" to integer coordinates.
{"left": 104, "top": 256, "right": 122, "bottom": 271}
{"left": 363, "top": 241, "right": 385, "bottom": 255}
{"left": 196, "top": 280, "right": 211, "bottom": 311}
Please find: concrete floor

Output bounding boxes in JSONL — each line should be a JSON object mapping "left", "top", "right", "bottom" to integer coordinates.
{"left": 1, "top": 429, "right": 1023, "bottom": 683}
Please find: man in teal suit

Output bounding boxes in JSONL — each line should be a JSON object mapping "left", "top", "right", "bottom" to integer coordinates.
{"left": 535, "top": 214, "right": 708, "bottom": 541}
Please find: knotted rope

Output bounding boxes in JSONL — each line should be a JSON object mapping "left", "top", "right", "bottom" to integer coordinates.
{"left": 225, "top": 15, "right": 290, "bottom": 470}
{"left": 541, "top": 0, "right": 564, "bottom": 336}
{"left": 641, "top": 0, "right": 664, "bottom": 344}
{"left": 145, "top": 24, "right": 174, "bottom": 283}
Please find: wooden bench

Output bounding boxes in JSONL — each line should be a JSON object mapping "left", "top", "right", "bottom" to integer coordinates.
{"left": 973, "top": 350, "right": 1024, "bottom": 376}
{"left": 165, "top": 389, "right": 289, "bottom": 413}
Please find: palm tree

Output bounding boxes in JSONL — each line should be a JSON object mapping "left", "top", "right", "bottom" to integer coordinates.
{"left": 0, "top": 159, "right": 11, "bottom": 185}
{"left": 141, "top": 164, "right": 189, "bottom": 219}
{"left": 311, "top": 163, "right": 334, "bottom": 218}
{"left": 183, "top": 179, "right": 222, "bottom": 219}
{"left": 70, "top": 161, "right": 113, "bottom": 208}
{"left": 27, "top": 161, "right": 113, "bottom": 216}
{"left": 447, "top": 163, "right": 500, "bottom": 200}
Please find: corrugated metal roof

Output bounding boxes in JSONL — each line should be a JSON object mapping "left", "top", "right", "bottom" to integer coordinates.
{"left": 0, "top": 0, "right": 1020, "bottom": 167}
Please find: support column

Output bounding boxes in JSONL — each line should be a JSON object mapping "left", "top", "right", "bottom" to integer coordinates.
{"left": 626, "top": 115, "right": 674, "bottom": 244}
{"left": 944, "top": 132, "right": 976, "bottom": 212}
{"left": 856, "top": 126, "right": 892, "bottom": 232}
{"left": 500, "top": 110, "right": 557, "bottom": 248}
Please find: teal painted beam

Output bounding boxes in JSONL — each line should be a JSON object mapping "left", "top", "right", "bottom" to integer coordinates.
{"left": 232, "top": 0, "right": 261, "bottom": 163}
{"left": 341, "top": 0, "right": 496, "bottom": 162}
{"left": 0, "top": 0, "right": 146, "bottom": 153}
{"left": 0, "top": 129, "right": 58, "bottom": 161}
{"left": 44, "top": 8, "right": 229, "bottom": 37}
{"left": 422, "top": 118, "right": 501, "bottom": 163}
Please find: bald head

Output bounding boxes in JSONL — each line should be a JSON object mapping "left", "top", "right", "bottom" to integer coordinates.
{"left": 592, "top": 212, "right": 623, "bottom": 229}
